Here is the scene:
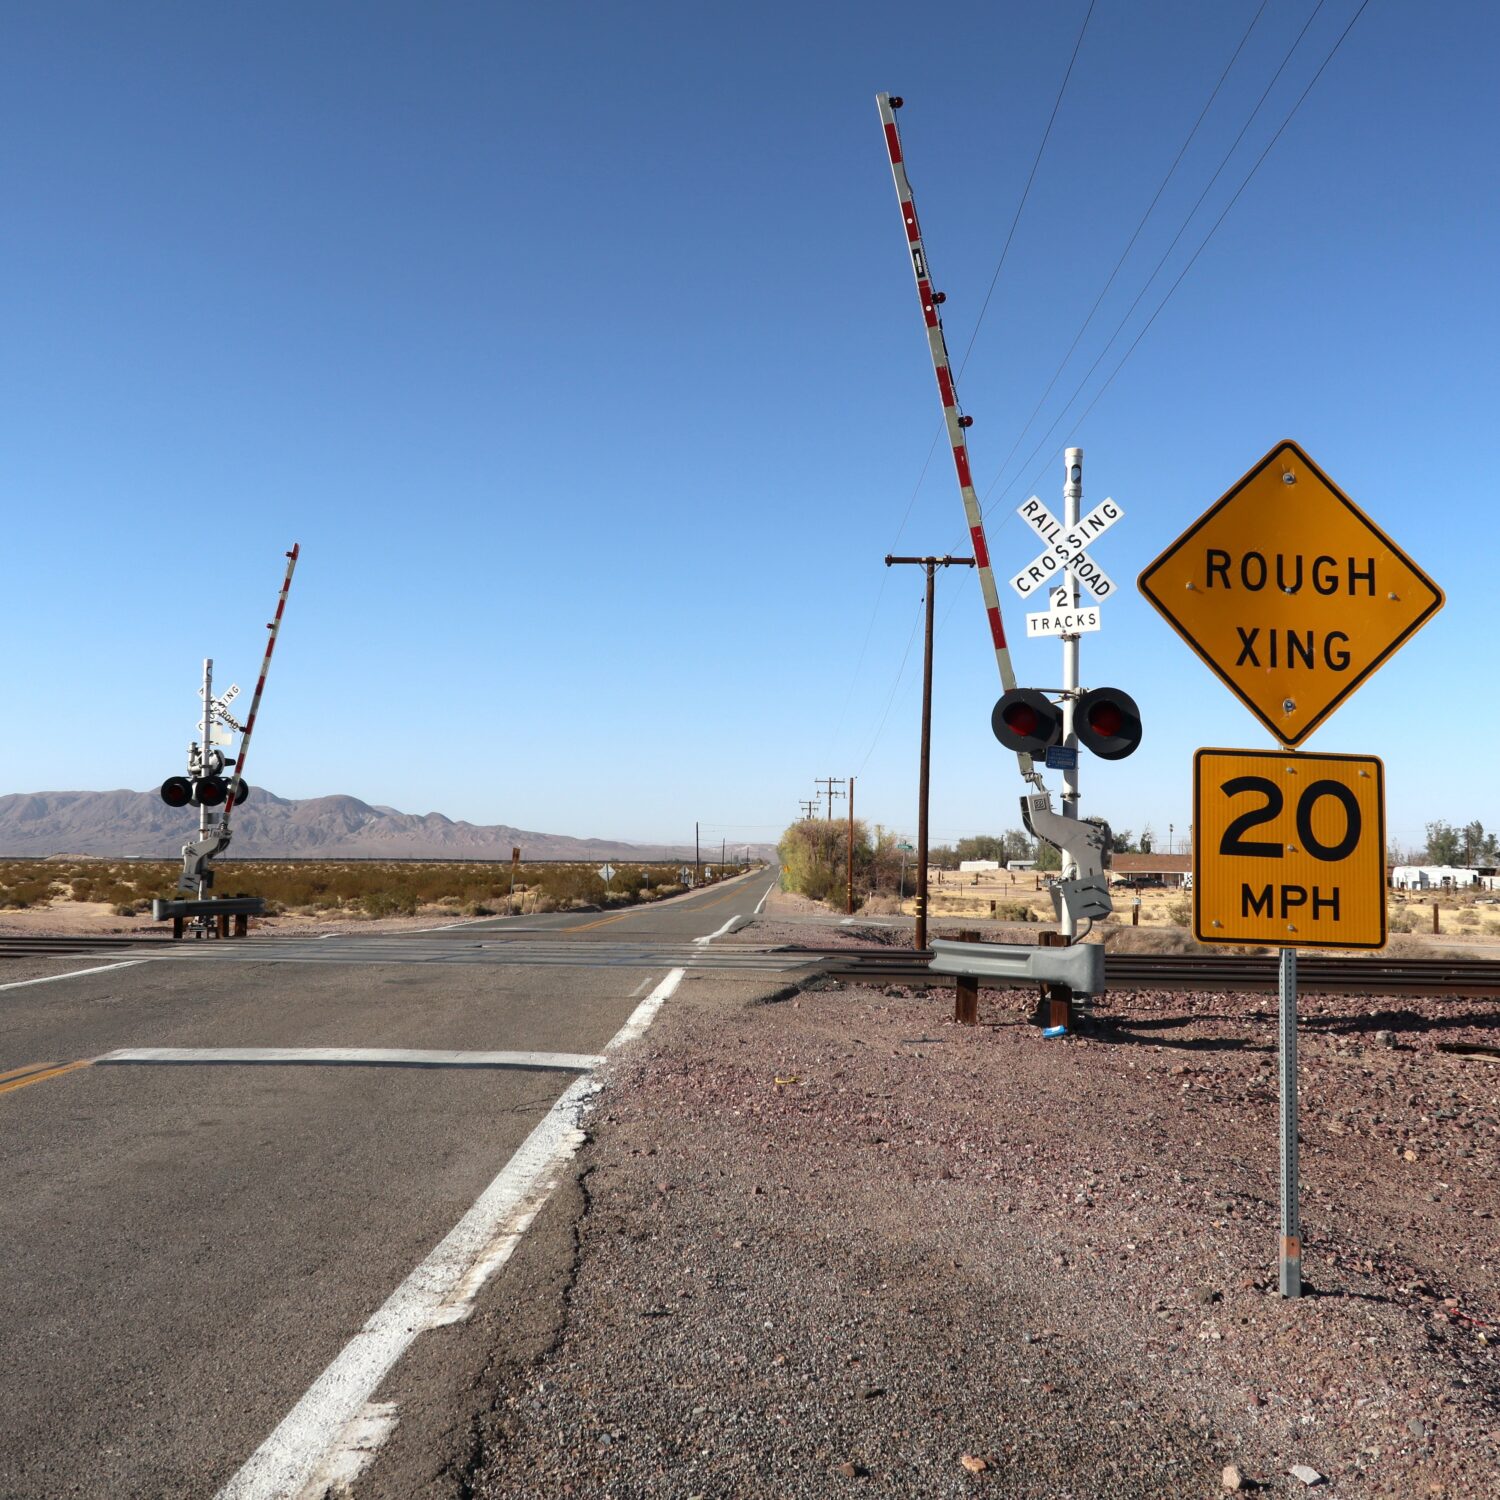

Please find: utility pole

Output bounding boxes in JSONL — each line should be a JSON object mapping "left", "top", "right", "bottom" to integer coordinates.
{"left": 885, "top": 554, "right": 975, "bottom": 950}
{"left": 695, "top": 821, "right": 700, "bottom": 887}
{"left": 846, "top": 775, "right": 856, "bottom": 915}
{"left": 816, "top": 777, "right": 845, "bottom": 820}
{"left": 721, "top": 837, "right": 726, "bottom": 876}
{"left": 799, "top": 799, "right": 818, "bottom": 821}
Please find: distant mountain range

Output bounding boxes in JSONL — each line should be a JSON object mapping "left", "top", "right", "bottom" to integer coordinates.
{"left": 0, "top": 790, "right": 770, "bottom": 863}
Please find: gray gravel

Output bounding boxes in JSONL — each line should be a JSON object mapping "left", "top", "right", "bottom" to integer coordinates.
{"left": 452, "top": 926, "right": 1498, "bottom": 1498}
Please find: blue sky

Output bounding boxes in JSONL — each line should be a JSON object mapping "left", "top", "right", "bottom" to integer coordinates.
{"left": 2, "top": 1, "right": 1493, "bottom": 853}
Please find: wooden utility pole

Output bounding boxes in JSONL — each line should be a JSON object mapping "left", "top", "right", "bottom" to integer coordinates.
{"left": 815, "top": 777, "right": 845, "bottom": 820}
{"left": 799, "top": 799, "right": 818, "bottom": 820}
{"left": 846, "top": 775, "right": 856, "bottom": 914}
{"left": 885, "top": 554, "right": 975, "bottom": 950}
{"left": 695, "top": 821, "right": 700, "bottom": 887}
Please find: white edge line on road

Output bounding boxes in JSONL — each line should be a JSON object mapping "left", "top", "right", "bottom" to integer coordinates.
{"left": 693, "top": 916, "right": 740, "bottom": 947}
{"left": 605, "top": 967, "right": 684, "bottom": 1048}
{"left": 0, "top": 959, "right": 145, "bottom": 992}
{"left": 213, "top": 1073, "right": 600, "bottom": 1500}
{"left": 213, "top": 965, "right": 686, "bottom": 1500}
{"left": 96, "top": 1047, "right": 603, "bottom": 1073}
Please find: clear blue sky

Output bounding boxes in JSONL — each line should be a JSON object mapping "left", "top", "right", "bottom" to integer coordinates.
{"left": 2, "top": 1, "right": 1493, "bottom": 854}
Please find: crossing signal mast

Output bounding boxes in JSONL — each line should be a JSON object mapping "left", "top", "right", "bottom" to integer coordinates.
{"left": 875, "top": 95, "right": 1142, "bottom": 936}
{"left": 151, "top": 546, "right": 300, "bottom": 933}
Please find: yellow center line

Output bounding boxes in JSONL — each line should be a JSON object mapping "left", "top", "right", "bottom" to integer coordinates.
{"left": 0, "top": 1058, "right": 93, "bottom": 1097}
{"left": 0, "top": 1060, "right": 61, "bottom": 1085}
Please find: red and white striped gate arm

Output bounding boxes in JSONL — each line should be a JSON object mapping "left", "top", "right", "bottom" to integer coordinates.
{"left": 875, "top": 93, "right": 1037, "bottom": 784}
{"left": 223, "top": 543, "right": 300, "bottom": 826}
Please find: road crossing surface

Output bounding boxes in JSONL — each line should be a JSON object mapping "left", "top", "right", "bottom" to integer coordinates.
{"left": 0, "top": 867, "right": 797, "bottom": 1499}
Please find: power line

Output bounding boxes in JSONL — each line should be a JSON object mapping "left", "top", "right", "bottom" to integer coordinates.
{"left": 856, "top": 594, "right": 925, "bottom": 775}
{"left": 986, "top": 0, "right": 1272, "bottom": 493}
{"left": 998, "top": 0, "right": 1373, "bottom": 517}
{"left": 953, "top": 0, "right": 1099, "bottom": 381}
{"left": 980, "top": 0, "right": 1339, "bottom": 521}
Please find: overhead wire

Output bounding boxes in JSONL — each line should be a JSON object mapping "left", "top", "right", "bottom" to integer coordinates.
{"left": 828, "top": 1, "right": 1097, "bottom": 759}
{"left": 994, "top": 0, "right": 1371, "bottom": 521}
{"left": 979, "top": 0, "right": 1336, "bottom": 521}
{"left": 952, "top": 0, "right": 1099, "bottom": 381}
{"left": 855, "top": 595, "right": 925, "bottom": 775}
{"left": 985, "top": 0, "right": 1273, "bottom": 492}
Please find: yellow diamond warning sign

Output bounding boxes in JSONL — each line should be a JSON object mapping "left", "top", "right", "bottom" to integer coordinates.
{"left": 1138, "top": 441, "right": 1443, "bottom": 746}
{"left": 1194, "top": 748, "right": 1385, "bottom": 949}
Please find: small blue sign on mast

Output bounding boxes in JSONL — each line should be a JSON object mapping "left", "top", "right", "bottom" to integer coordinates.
{"left": 1045, "top": 745, "right": 1078, "bottom": 771}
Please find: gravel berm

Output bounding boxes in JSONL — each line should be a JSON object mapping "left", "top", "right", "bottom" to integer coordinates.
{"left": 385, "top": 927, "right": 1498, "bottom": 1498}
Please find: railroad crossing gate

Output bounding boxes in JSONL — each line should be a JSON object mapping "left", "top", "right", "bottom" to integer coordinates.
{"left": 1138, "top": 441, "right": 1443, "bottom": 747}
{"left": 1194, "top": 748, "right": 1385, "bottom": 949}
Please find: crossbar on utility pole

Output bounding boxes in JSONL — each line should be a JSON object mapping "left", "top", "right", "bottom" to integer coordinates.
{"left": 815, "top": 777, "right": 845, "bottom": 820}
{"left": 885, "top": 554, "right": 976, "bottom": 950}
{"left": 799, "top": 799, "right": 819, "bottom": 821}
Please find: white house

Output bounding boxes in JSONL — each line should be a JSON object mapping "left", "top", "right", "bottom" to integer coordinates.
{"left": 959, "top": 859, "right": 1001, "bottom": 873}
{"left": 1390, "top": 865, "right": 1482, "bottom": 891}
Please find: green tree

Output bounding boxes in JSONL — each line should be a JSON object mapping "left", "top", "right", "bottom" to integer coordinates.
{"left": 1425, "top": 820, "right": 1462, "bottom": 865}
{"left": 1462, "top": 820, "right": 1500, "bottom": 864}
{"left": 1139, "top": 824, "right": 1155, "bottom": 855}
{"left": 1110, "top": 829, "right": 1136, "bottom": 854}
{"left": 1034, "top": 839, "right": 1061, "bottom": 871}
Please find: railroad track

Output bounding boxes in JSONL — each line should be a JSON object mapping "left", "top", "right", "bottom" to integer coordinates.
{"left": 794, "top": 946, "right": 1500, "bottom": 999}
{"left": 5, "top": 933, "right": 1500, "bottom": 998}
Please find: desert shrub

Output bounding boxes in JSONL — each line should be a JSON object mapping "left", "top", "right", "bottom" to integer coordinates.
{"left": 1387, "top": 906, "right": 1420, "bottom": 933}
{"left": 1454, "top": 908, "right": 1479, "bottom": 928}
{"left": 1166, "top": 897, "right": 1192, "bottom": 925}
{"left": 465, "top": 903, "right": 497, "bottom": 917}
{"left": 361, "top": 890, "right": 419, "bottom": 918}
{"left": 994, "top": 900, "right": 1035, "bottom": 922}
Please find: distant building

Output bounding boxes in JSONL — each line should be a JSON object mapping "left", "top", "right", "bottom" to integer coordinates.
{"left": 959, "top": 859, "right": 1001, "bottom": 873}
{"left": 1107, "top": 852, "right": 1193, "bottom": 888}
{"left": 1390, "top": 865, "right": 1488, "bottom": 891}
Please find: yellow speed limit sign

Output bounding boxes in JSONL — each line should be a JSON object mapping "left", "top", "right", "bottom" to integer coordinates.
{"left": 1194, "top": 748, "right": 1385, "bottom": 949}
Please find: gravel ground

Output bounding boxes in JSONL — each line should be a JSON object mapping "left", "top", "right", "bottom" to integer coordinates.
{"left": 457, "top": 923, "right": 1498, "bottom": 1498}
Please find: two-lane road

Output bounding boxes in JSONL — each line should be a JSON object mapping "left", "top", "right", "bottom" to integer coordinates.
{"left": 0, "top": 866, "right": 788, "bottom": 1499}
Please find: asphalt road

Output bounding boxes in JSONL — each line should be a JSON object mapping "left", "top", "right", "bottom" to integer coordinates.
{"left": 0, "top": 866, "right": 787, "bottom": 1499}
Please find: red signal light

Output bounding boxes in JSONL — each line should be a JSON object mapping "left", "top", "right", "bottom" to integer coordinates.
{"left": 991, "top": 689, "right": 1063, "bottom": 756}
{"left": 1074, "top": 687, "right": 1141, "bottom": 761}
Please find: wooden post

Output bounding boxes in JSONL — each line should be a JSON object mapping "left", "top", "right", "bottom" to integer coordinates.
{"left": 1132, "top": 897, "right": 1140, "bottom": 927}
{"left": 953, "top": 929, "right": 980, "bottom": 1026}
{"left": 1036, "top": 930, "right": 1071, "bottom": 1029}
{"left": 1432, "top": 901, "right": 1440, "bottom": 935}
{"left": 234, "top": 913, "right": 248, "bottom": 938}
{"left": 172, "top": 915, "right": 184, "bottom": 940}
{"left": 216, "top": 912, "right": 230, "bottom": 939}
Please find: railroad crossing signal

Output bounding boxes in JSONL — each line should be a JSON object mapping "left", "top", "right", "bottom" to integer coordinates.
{"left": 1193, "top": 748, "right": 1385, "bottom": 949}
{"left": 991, "top": 685, "right": 1142, "bottom": 761}
{"left": 1138, "top": 440, "right": 1443, "bottom": 747}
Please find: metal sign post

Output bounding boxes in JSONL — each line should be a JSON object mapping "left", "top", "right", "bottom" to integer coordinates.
{"left": 1140, "top": 443, "right": 1445, "bottom": 1299}
{"left": 1058, "top": 450, "right": 1083, "bottom": 941}
{"left": 1279, "top": 945, "right": 1301, "bottom": 1297}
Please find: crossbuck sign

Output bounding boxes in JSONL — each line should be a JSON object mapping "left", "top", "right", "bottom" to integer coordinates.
{"left": 1012, "top": 494, "right": 1121, "bottom": 636}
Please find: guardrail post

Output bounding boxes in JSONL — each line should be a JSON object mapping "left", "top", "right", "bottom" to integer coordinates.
{"left": 1035, "top": 931, "right": 1072, "bottom": 1029}
{"left": 234, "top": 913, "right": 248, "bottom": 938}
{"left": 172, "top": 916, "right": 184, "bottom": 941}
{"left": 954, "top": 930, "right": 980, "bottom": 1025}
{"left": 216, "top": 912, "right": 230, "bottom": 939}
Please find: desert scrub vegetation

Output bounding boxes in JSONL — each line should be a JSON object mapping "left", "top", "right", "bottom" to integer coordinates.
{"left": 777, "top": 818, "right": 911, "bottom": 912}
{"left": 0, "top": 858, "right": 731, "bottom": 918}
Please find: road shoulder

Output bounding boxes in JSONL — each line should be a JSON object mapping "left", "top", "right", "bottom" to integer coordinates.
{"left": 360, "top": 934, "right": 1500, "bottom": 1498}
